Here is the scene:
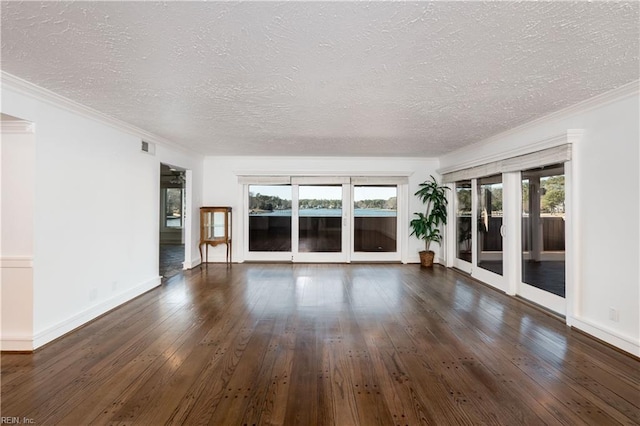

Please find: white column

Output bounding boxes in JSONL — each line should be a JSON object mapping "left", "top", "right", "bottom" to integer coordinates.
{"left": 1, "top": 120, "right": 35, "bottom": 351}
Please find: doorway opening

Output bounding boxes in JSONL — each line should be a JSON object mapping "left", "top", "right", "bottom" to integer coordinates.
{"left": 160, "top": 163, "right": 186, "bottom": 279}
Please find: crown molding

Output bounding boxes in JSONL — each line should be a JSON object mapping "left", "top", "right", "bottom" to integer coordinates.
{"left": 440, "top": 80, "right": 639, "bottom": 169}
{"left": 478, "top": 80, "right": 638, "bottom": 147}
{"left": 1, "top": 71, "right": 202, "bottom": 157}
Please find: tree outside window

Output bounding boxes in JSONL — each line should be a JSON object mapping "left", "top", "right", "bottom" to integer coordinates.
{"left": 165, "top": 188, "right": 183, "bottom": 228}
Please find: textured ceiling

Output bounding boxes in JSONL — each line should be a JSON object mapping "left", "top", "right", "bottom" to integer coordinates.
{"left": 1, "top": 1, "right": 638, "bottom": 157}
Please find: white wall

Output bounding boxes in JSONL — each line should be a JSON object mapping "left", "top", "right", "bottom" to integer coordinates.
{"left": 1, "top": 127, "right": 35, "bottom": 350}
{"left": 1, "top": 80, "right": 204, "bottom": 350}
{"left": 202, "top": 156, "right": 440, "bottom": 263}
{"left": 439, "top": 87, "right": 640, "bottom": 355}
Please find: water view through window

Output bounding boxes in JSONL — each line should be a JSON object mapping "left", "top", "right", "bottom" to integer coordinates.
{"left": 354, "top": 186, "right": 397, "bottom": 252}
{"left": 298, "top": 185, "right": 343, "bottom": 252}
{"left": 249, "top": 185, "right": 292, "bottom": 251}
{"left": 248, "top": 184, "right": 398, "bottom": 254}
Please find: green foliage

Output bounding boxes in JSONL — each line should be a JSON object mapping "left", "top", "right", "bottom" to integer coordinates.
{"left": 165, "top": 188, "right": 183, "bottom": 216}
{"left": 249, "top": 193, "right": 397, "bottom": 212}
{"left": 299, "top": 199, "right": 342, "bottom": 209}
{"left": 249, "top": 193, "right": 292, "bottom": 211}
{"left": 522, "top": 175, "right": 565, "bottom": 214}
{"left": 541, "top": 176, "right": 565, "bottom": 213}
{"left": 410, "top": 176, "right": 449, "bottom": 252}
{"left": 354, "top": 197, "right": 397, "bottom": 210}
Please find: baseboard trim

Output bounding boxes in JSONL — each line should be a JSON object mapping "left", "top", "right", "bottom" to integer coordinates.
{"left": 0, "top": 335, "right": 34, "bottom": 352}
{"left": 32, "top": 276, "right": 161, "bottom": 350}
{"left": 183, "top": 257, "right": 202, "bottom": 269}
{"left": 570, "top": 316, "right": 639, "bottom": 357}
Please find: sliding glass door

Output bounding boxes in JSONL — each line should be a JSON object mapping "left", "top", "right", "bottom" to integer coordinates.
{"left": 450, "top": 162, "right": 568, "bottom": 314}
{"left": 245, "top": 181, "right": 349, "bottom": 262}
{"left": 294, "top": 184, "right": 348, "bottom": 262}
{"left": 247, "top": 184, "right": 293, "bottom": 260}
{"left": 519, "top": 163, "right": 566, "bottom": 313}
{"left": 476, "top": 175, "right": 504, "bottom": 275}
{"left": 244, "top": 178, "right": 404, "bottom": 263}
{"left": 351, "top": 185, "right": 400, "bottom": 262}
{"left": 454, "top": 180, "right": 472, "bottom": 272}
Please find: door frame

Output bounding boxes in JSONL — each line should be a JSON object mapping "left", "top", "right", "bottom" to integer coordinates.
{"left": 451, "top": 180, "right": 473, "bottom": 273}
{"left": 443, "top": 132, "right": 581, "bottom": 319}
{"left": 241, "top": 176, "right": 407, "bottom": 263}
{"left": 470, "top": 176, "right": 505, "bottom": 291}
{"left": 292, "top": 183, "right": 350, "bottom": 263}
{"left": 513, "top": 162, "right": 570, "bottom": 316}
{"left": 349, "top": 183, "right": 404, "bottom": 263}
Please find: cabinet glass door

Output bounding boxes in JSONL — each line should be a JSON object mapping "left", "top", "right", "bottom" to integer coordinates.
{"left": 203, "top": 211, "right": 214, "bottom": 240}
{"left": 212, "top": 211, "right": 227, "bottom": 238}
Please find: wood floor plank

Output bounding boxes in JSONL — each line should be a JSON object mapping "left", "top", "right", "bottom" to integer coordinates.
{"left": 255, "top": 313, "right": 297, "bottom": 426}
{"left": 283, "top": 315, "right": 320, "bottom": 425}
{"left": 2, "top": 263, "right": 638, "bottom": 425}
{"left": 411, "top": 270, "right": 638, "bottom": 425}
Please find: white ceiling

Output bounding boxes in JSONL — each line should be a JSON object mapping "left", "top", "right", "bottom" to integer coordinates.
{"left": 1, "top": 1, "right": 638, "bottom": 157}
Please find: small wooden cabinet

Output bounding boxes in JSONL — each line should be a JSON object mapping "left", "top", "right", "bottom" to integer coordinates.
{"left": 199, "top": 206, "right": 232, "bottom": 264}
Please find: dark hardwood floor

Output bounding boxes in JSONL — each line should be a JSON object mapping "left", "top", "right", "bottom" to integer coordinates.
{"left": 159, "top": 243, "right": 185, "bottom": 279}
{"left": 2, "top": 264, "right": 638, "bottom": 425}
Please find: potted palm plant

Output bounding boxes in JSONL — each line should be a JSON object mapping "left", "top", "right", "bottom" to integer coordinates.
{"left": 410, "top": 175, "right": 449, "bottom": 267}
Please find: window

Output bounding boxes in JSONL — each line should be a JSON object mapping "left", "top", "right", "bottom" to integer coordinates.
{"left": 353, "top": 185, "right": 397, "bottom": 252}
{"left": 248, "top": 185, "right": 292, "bottom": 251}
{"left": 455, "top": 180, "right": 472, "bottom": 262}
{"left": 165, "top": 188, "right": 184, "bottom": 228}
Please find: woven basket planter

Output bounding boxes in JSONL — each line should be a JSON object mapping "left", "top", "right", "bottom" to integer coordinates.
{"left": 419, "top": 250, "right": 435, "bottom": 267}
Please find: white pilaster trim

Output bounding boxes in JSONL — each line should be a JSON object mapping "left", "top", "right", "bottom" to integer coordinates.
{"left": 0, "top": 119, "right": 34, "bottom": 134}
{"left": 0, "top": 256, "right": 34, "bottom": 268}
{"left": 0, "top": 335, "right": 34, "bottom": 352}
